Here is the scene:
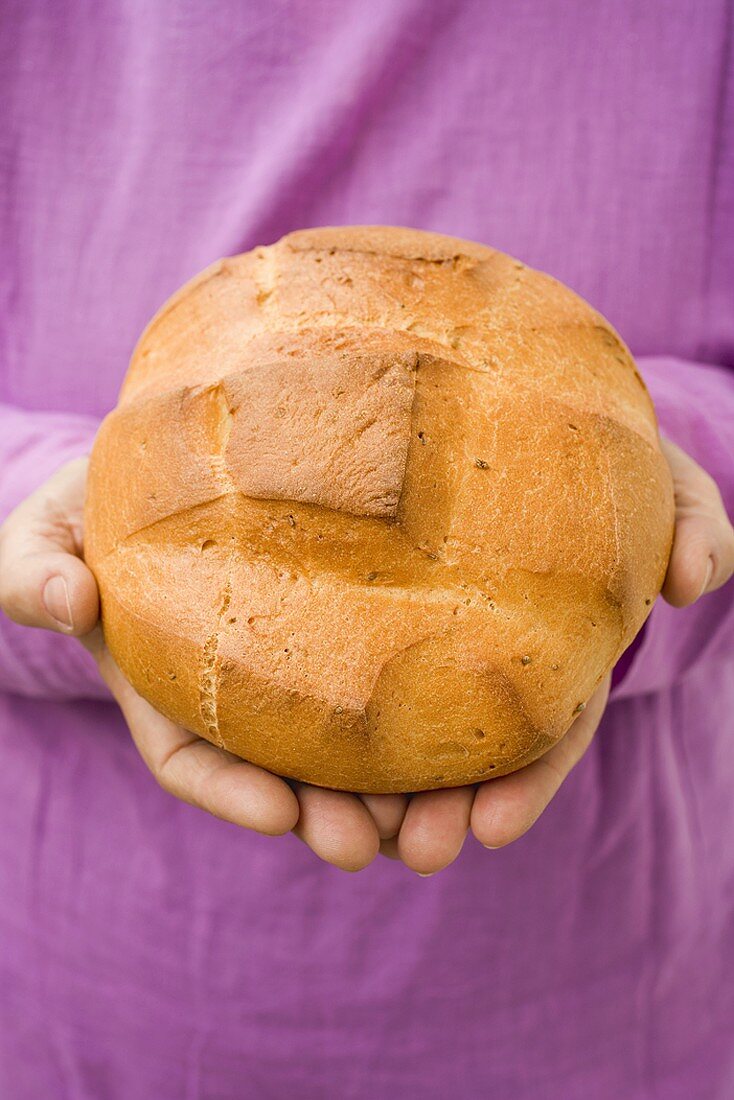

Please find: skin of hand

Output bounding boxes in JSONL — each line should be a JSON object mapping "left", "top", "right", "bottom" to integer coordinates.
{"left": 0, "top": 437, "right": 732, "bottom": 875}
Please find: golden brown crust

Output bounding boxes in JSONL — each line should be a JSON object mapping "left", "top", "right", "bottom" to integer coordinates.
{"left": 85, "top": 226, "right": 674, "bottom": 792}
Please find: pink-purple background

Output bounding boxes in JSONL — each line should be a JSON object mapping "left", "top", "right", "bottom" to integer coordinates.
{"left": 1, "top": 2, "right": 733, "bottom": 1097}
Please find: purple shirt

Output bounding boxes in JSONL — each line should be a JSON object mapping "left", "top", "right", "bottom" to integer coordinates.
{"left": 1, "top": 3, "right": 733, "bottom": 1097}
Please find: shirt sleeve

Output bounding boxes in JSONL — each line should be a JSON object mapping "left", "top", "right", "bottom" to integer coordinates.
{"left": 610, "top": 357, "right": 734, "bottom": 701}
{"left": 0, "top": 403, "right": 111, "bottom": 701}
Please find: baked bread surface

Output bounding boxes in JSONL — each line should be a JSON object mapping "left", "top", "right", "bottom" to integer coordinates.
{"left": 85, "top": 226, "right": 674, "bottom": 792}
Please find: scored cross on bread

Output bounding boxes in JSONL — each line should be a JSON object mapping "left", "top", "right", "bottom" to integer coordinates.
{"left": 85, "top": 226, "right": 674, "bottom": 793}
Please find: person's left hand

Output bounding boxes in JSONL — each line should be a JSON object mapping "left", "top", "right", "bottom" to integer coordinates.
{"left": 379, "top": 436, "right": 734, "bottom": 876}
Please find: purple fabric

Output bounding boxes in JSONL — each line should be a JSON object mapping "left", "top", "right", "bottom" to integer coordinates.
{"left": 1, "top": 2, "right": 733, "bottom": 1096}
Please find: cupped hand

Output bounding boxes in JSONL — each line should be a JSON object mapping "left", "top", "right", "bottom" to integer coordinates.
{"left": 1, "top": 439, "right": 732, "bottom": 877}
{"left": 0, "top": 457, "right": 405, "bottom": 872}
{"left": 388, "top": 435, "right": 734, "bottom": 875}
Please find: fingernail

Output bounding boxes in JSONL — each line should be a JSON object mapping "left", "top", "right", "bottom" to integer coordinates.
{"left": 699, "top": 558, "right": 714, "bottom": 599}
{"left": 43, "top": 575, "right": 74, "bottom": 631}
{"left": 416, "top": 872, "right": 435, "bottom": 878}
{"left": 482, "top": 844, "right": 501, "bottom": 850}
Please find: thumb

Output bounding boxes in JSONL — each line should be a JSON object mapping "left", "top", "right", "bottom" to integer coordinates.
{"left": 0, "top": 457, "right": 99, "bottom": 636}
{"left": 660, "top": 437, "right": 734, "bottom": 608}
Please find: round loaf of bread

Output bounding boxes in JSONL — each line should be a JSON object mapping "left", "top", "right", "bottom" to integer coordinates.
{"left": 85, "top": 226, "right": 674, "bottom": 793}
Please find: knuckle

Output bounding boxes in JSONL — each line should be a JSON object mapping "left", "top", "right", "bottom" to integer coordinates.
{"left": 700, "top": 475, "right": 729, "bottom": 520}
{"left": 699, "top": 468, "right": 720, "bottom": 497}
{"left": 154, "top": 736, "right": 204, "bottom": 801}
{"left": 150, "top": 751, "right": 181, "bottom": 797}
{"left": 152, "top": 758, "right": 176, "bottom": 792}
{"left": 154, "top": 760, "right": 182, "bottom": 799}
{"left": 535, "top": 752, "right": 568, "bottom": 789}
{"left": 721, "top": 522, "right": 734, "bottom": 572}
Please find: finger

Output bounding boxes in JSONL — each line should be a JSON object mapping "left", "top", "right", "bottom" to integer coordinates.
{"left": 660, "top": 437, "right": 734, "bottom": 607}
{"left": 379, "top": 836, "right": 401, "bottom": 861}
{"left": 398, "top": 785, "right": 475, "bottom": 875}
{"left": 359, "top": 793, "right": 409, "bottom": 839}
{"left": 291, "top": 784, "right": 381, "bottom": 872}
{"left": 98, "top": 651, "right": 299, "bottom": 836}
{"left": 471, "top": 675, "right": 610, "bottom": 849}
{"left": 0, "top": 550, "right": 99, "bottom": 635}
{"left": 91, "top": 555, "right": 390, "bottom": 869}
{"left": 0, "top": 457, "right": 99, "bottom": 635}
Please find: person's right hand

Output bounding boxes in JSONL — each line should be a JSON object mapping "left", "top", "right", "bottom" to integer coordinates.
{"left": 0, "top": 457, "right": 407, "bottom": 871}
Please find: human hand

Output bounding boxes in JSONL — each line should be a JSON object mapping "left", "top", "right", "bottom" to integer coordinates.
{"left": 0, "top": 457, "right": 405, "bottom": 871}
{"left": 2, "top": 439, "right": 732, "bottom": 876}
{"left": 385, "top": 435, "right": 734, "bottom": 875}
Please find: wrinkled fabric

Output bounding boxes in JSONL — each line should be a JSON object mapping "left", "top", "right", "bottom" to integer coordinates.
{"left": 1, "top": 2, "right": 733, "bottom": 1097}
